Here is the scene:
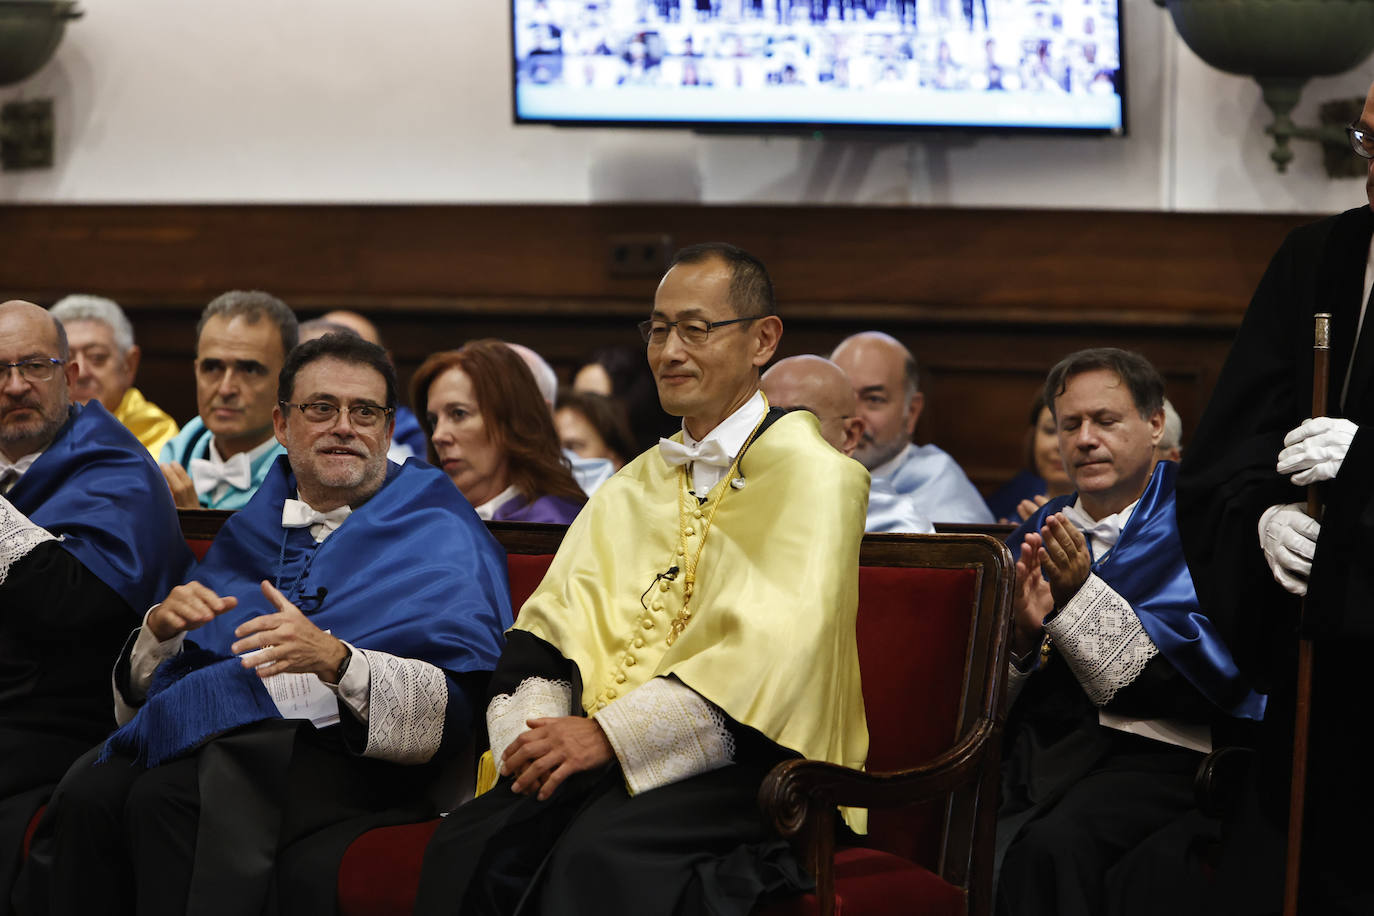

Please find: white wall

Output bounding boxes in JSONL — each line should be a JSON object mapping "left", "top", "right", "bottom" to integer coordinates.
{"left": 1, "top": 0, "right": 1370, "bottom": 212}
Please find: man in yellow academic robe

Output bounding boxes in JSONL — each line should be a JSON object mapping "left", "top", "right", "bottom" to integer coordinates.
{"left": 415, "top": 243, "right": 870, "bottom": 916}
{"left": 49, "top": 295, "right": 179, "bottom": 456}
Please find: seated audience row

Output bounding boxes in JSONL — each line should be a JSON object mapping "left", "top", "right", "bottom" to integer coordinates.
{"left": 2, "top": 242, "right": 1252, "bottom": 916}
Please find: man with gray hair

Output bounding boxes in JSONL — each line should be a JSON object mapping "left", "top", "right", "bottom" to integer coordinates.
{"left": 160, "top": 290, "right": 299, "bottom": 510}
{"left": 49, "top": 294, "right": 179, "bottom": 456}
{"left": 1156, "top": 399, "right": 1183, "bottom": 462}
{"left": 831, "top": 330, "right": 992, "bottom": 524}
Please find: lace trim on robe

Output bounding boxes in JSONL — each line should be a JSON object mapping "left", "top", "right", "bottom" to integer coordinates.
{"left": 1044, "top": 573, "right": 1159, "bottom": 707}
{"left": 594, "top": 677, "right": 735, "bottom": 796}
{"left": 358, "top": 649, "right": 449, "bottom": 764}
{"left": 486, "top": 676, "right": 573, "bottom": 767}
{"left": 0, "top": 496, "right": 56, "bottom": 587}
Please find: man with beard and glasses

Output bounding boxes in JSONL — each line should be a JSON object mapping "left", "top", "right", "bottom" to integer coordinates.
{"left": 761, "top": 353, "right": 933, "bottom": 532}
{"left": 0, "top": 301, "right": 191, "bottom": 909}
{"left": 20, "top": 334, "right": 511, "bottom": 916}
{"left": 160, "top": 290, "right": 298, "bottom": 510}
{"left": 831, "top": 330, "right": 992, "bottom": 524}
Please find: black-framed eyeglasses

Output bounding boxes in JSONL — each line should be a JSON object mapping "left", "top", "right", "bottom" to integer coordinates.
{"left": 1, "top": 357, "right": 64, "bottom": 383}
{"left": 638, "top": 316, "right": 756, "bottom": 347}
{"left": 279, "top": 401, "right": 394, "bottom": 429}
{"left": 1348, "top": 124, "right": 1374, "bottom": 160}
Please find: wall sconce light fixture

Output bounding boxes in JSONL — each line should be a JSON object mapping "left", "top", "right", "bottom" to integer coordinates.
{"left": 1155, "top": 0, "right": 1374, "bottom": 175}
{"left": 0, "top": 0, "right": 82, "bottom": 170}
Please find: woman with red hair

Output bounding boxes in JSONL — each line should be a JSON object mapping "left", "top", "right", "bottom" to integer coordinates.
{"left": 412, "top": 340, "right": 586, "bottom": 524}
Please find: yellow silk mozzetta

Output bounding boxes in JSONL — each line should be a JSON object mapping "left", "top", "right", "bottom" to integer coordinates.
{"left": 113, "top": 387, "right": 180, "bottom": 458}
{"left": 515, "top": 409, "right": 871, "bottom": 807}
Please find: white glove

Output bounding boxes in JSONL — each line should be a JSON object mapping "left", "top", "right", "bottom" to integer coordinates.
{"left": 1258, "top": 502, "right": 1320, "bottom": 596}
{"left": 1276, "top": 417, "right": 1358, "bottom": 486}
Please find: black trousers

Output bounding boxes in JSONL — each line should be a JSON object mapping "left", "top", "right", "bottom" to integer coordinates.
{"left": 997, "top": 735, "right": 1202, "bottom": 916}
{"left": 414, "top": 763, "right": 808, "bottom": 916}
{"left": 17, "top": 722, "right": 435, "bottom": 916}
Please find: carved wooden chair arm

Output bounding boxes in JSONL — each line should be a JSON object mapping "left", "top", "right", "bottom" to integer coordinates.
{"left": 756, "top": 717, "right": 999, "bottom": 916}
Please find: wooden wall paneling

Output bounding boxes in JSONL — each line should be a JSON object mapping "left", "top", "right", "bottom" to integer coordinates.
{"left": 0, "top": 203, "right": 1304, "bottom": 494}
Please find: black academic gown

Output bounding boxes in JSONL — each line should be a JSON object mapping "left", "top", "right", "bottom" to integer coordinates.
{"left": 1177, "top": 205, "right": 1374, "bottom": 915}
{"left": 412, "top": 631, "right": 809, "bottom": 916}
{"left": 995, "top": 635, "right": 1216, "bottom": 916}
{"left": 0, "top": 545, "right": 137, "bottom": 914}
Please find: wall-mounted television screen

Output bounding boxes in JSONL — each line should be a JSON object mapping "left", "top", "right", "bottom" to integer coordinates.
{"left": 512, "top": 0, "right": 1125, "bottom": 134}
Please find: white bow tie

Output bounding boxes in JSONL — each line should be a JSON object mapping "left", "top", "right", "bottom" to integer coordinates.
{"left": 281, "top": 498, "right": 352, "bottom": 540}
{"left": 657, "top": 437, "right": 734, "bottom": 469}
{"left": 189, "top": 453, "right": 253, "bottom": 496}
{"left": 1060, "top": 503, "right": 1122, "bottom": 553}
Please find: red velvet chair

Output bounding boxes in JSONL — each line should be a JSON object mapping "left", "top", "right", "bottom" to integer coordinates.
{"left": 178, "top": 507, "right": 230, "bottom": 560}
{"left": 164, "top": 517, "right": 1014, "bottom": 916}
{"left": 757, "top": 532, "right": 1014, "bottom": 916}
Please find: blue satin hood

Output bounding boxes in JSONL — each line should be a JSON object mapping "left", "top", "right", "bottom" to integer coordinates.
{"left": 104, "top": 455, "right": 510, "bottom": 765}
{"left": 1009, "top": 461, "right": 1266, "bottom": 721}
{"left": 8, "top": 402, "right": 192, "bottom": 613}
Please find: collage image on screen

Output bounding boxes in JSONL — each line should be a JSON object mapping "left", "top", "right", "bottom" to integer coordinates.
{"left": 514, "top": 0, "right": 1120, "bottom": 100}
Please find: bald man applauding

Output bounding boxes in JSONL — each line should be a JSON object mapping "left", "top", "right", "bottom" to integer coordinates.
{"left": 763, "top": 355, "right": 932, "bottom": 533}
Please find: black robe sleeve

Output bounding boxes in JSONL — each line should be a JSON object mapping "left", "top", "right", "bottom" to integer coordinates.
{"left": 1, "top": 541, "right": 139, "bottom": 742}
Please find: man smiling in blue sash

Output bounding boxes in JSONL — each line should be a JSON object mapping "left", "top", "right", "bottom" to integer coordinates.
{"left": 994, "top": 348, "right": 1266, "bottom": 916}
{"left": 0, "top": 300, "right": 191, "bottom": 908}
{"left": 22, "top": 333, "right": 510, "bottom": 916}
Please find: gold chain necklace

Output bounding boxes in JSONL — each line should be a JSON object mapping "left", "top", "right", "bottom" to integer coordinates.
{"left": 664, "top": 400, "right": 770, "bottom": 646}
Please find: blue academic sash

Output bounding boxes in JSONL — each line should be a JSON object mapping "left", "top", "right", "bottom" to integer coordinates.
{"left": 104, "top": 455, "right": 511, "bottom": 766}
{"left": 1009, "top": 461, "right": 1266, "bottom": 721}
{"left": 7, "top": 402, "right": 192, "bottom": 614}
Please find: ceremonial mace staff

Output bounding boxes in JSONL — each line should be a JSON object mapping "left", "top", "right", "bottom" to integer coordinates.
{"left": 1283, "top": 311, "right": 1330, "bottom": 916}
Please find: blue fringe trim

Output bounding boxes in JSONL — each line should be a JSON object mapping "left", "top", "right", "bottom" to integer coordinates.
{"left": 100, "top": 647, "right": 281, "bottom": 767}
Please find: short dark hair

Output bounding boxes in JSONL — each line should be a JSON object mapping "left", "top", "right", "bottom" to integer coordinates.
{"left": 668, "top": 242, "right": 776, "bottom": 318}
{"left": 1043, "top": 348, "right": 1164, "bottom": 421}
{"left": 197, "top": 290, "right": 299, "bottom": 360}
{"left": 278, "top": 332, "right": 398, "bottom": 410}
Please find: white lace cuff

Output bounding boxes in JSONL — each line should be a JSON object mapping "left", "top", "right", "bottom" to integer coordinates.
{"left": 1044, "top": 573, "right": 1158, "bottom": 707}
{"left": 0, "top": 496, "right": 55, "bottom": 587}
{"left": 486, "top": 677, "right": 573, "bottom": 767}
{"left": 354, "top": 649, "right": 449, "bottom": 764}
{"left": 594, "top": 677, "right": 735, "bottom": 796}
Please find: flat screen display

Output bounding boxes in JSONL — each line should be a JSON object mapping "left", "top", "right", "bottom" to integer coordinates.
{"left": 511, "top": 0, "right": 1125, "bottom": 134}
